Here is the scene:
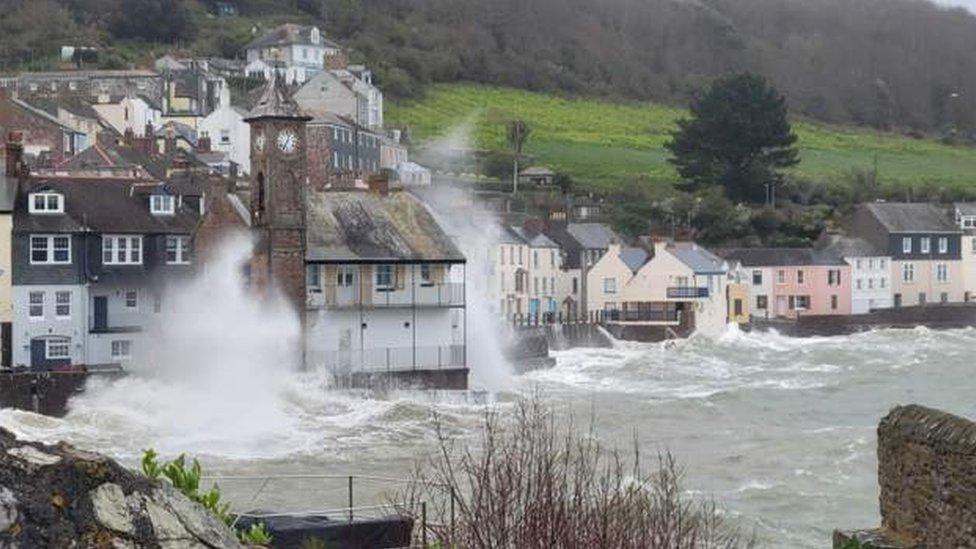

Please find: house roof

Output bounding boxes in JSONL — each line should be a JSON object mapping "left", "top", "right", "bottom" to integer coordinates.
{"left": 520, "top": 166, "right": 555, "bottom": 177}
{"left": 565, "top": 223, "right": 620, "bottom": 249}
{"left": 155, "top": 121, "right": 198, "bottom": 145}
{"left": 305, "top": 190, "right": 464, "bottom": 263}
{"left": 815, "top": 235, "right": 883, "bottom": 259}
{"left": 243, "top": 24, "right": 340, "bottom": 51}
{"left": 717, "top": 248, "right": 846, "bottom": 267}
{"left": 668, "top": 242, "right": 726, "bottom": 274}
{"left": 955, "top": 203, "right": 976, "bottom": 217}
{"left": 509, "top": 226, "right": 559, "bottom": 249}
{"left": 245, "top": 75, "right": 310, "bottom": 121}
{"left": 619, "top": 247, "right": 648, "bottom": 272}
{"left": 862, "top": 202, "right": 957, "bottom": 233}
{"left": 14, "top": 178, "right": 200, "bottom": 234}
{"left": 23, "top": 97, "right": 102, "bottom": 121}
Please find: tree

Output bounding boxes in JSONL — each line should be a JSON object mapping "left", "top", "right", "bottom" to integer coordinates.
{"left": 507, "top": 119, "right": 530, "bottom": 194}
{"left": 109, "top": 0, "right": 198, "bottom": 44}
{"left": 666, "top": 73, "right": 799, "bottom": 204}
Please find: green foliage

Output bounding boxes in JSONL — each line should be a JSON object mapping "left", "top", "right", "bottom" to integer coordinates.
{"left": 141, "top": 449, "right": 272, "bottom": 546}
{"left": 388, "top": 84, "right": 976, "bottom": 195}
{"left": 667, "top": 73, "right": 799, "bottom": 203}
{"left": 109, "top": 0, "right": 199, "bottom": 44}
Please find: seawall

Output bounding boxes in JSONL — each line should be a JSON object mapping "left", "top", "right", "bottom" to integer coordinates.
{"left": 749, "top": 303, "right": 976, "bottom": 337}
{"left": 0, "top": 369, "right": 124, "bottom": 417}
{"left": 506, "top": 323, "right": 612, "bottom": 373}
{"left": 834, "top": 404, "right": 976, "bottom": 548}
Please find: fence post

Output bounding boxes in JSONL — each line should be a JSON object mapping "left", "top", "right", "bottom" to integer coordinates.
{"left": 450, "top": 486, "right": 456, "bottom": 541}
{"left": 348, "top": 475, "right": 354, "bottom": 522}
{"left": 421, "top": 501, "right": 428, "bottom": 548}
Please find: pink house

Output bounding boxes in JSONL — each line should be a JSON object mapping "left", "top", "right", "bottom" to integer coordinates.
{"left": 720, "top": 249, "right": 851, "bottom": 319}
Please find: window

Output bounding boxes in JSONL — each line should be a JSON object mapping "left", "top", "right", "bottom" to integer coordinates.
{"left": 533, "top": 251, "right": 539, "bottom": 269}
{"left": 868, "top": 259, "right": 875, "bottom": 269}
{"left": 921, "top": 237, "right": 931, "bottom": 254}
{"left": 752, "top": 270, "right": 762, "bottom": 285}
{"left": 420, "top": 264, "right": 433, "bottom": 286}
{"left": 111, "top": 340, "right": 132, "bottom": 360}
{"left": 777, "top": 270, "right": 786, "bottom": 284}
{"left": 550, "top": 251, "right": 555, "bottom": 268}
{"left": 797, "top": 270, "right": 805, "bottom": 284}
{"left": 30, "top": 235, "right": 71, "bottom": 264}
{"left": 880, "top": 277, "right": 886, "bottom": 289}
{"left": 937, "top": 263, "right": 949, "bottom": 283}
{"left": 856, "top": 259, "right": 862, "bottom": 269}
{"left": 828, "top": 269, "right": 841, "bottom": 286}
{"left": 29, "top": 291, "right": 43, "bottom": 319}
{"left": 46, "top": 338, "right": 69, "bottom": 360}
{"left": 880, "top": 259, "right": 886, "bottom": 269}
{"left": 509, "top": 246, "right": 515, "bottom": 265}
{"left": 856, "top": 279, "right": 862, "bottom": 290}
{"left": 103, "top": 236, "right": 142, "bottom": 265}
{"left": 219, "top": 129, "right": 231, "bottom": 144}
{"left": 831, "top": 295, "right": 838, "bottom": 310}
{"left": 903, "top": 263, "right": 915, "bottom": 283}
{"left": 518, "top": 247, "right": 523, "bottom": 265}
{"left": 55, "top": 291, "right": 70, "bottom": 318}
{"left": 972, "top": 239, "right": 976, "bottom": 254}
{"left": 332, "top": 151, "right": 339, "bottom": 168}
{"left": 151, "top": 194, "right": 175, "bottom": 215}
{"left": 307, "top": 265, "right": 321, "bottom": 291}
{"left": 29, "top": 192, "right": 64, "bottom": 214}
{"left": 603, "top": 277, "right": 617, "bottom": 294}
{"left": 795, "top": 295, "right": 811, "bottom": 309}
{"left": 868, "top": 278, "right": 874, "bottom": 289}
{"left": 903, "top": 237, "right": 912, "bottom": 254}
{"left": 376, "top": 264, "right": 394, "bottom": 289}
{"left": 334, "top": 266, "right": 353, "bottom": 288}
{"left": 153, "top": 294, "right": 161, "bottom": 314}
{"left": 939, "top": 237, "right": 948, "bottom": 254}
{"left": 533, "top": 277, "right": 539, "bottom": 294}
{"left": 166, "top": 236, "right": 190, "bottom": 264}
{"left": 572, "top": 277, "right": 578, "bottom": 295}
{"left": 756, "top": 295, "right": 768, "bottom": 309}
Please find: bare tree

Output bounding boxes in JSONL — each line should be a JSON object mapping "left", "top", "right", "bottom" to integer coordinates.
{"left": 507, "top": 119, "right": 530, "bottom": 195}
{"left": 396, "top": 393, "right": 756, "bottom": 548}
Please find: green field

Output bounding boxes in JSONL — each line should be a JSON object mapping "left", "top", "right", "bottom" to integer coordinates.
{"left": 387, "top": 84, "right": 976, "bottom": 193}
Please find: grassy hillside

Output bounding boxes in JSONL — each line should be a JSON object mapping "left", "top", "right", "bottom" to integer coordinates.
{"left": 387, "top": 84, "right": 976, "bottom": 193}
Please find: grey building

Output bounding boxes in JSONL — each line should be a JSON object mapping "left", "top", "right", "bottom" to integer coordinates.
{"left": 12, "top": 177, "right": 201, "bottom": 369}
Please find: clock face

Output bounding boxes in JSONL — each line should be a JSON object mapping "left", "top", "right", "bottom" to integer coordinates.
{"left": 277, "top": 129, "right": 298, "bottom": 154}
{"left": 254, "top": 132, "right": 266, "bottom": 152}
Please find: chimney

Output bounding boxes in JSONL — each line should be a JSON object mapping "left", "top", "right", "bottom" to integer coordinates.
{"left": 197, "top": 133, "right": 212, "bottom": 153}
{"left": 164, "top": 125, "right": 177, "bottom": 155}
{"left": 6, "top": 131, "right": 24, "bottom": 178}
{"left": 123, "top": 127, "right": 135, "bottom": 146}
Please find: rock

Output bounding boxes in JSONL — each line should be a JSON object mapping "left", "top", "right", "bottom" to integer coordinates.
{"left": 91, "top": 483, "right": 134, "bottom": 535}
{"left": 0, "top": 427, "right": 242, "bottom": 548}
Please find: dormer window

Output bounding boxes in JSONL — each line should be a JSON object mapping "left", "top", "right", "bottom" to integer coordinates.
{"left": 151, "top": 194, "right": 175, "bottom": 215}
{"left": 310, "top": 27, "right": 321, "bottom": 44}
{"left": 29, "top": 192, "right": 64, "bottom": 214}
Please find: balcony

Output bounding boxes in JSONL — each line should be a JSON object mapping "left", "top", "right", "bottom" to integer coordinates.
{"left": 666, "top": 286, "right": 710, "bottom": 299}
{"left": 308, "top": 283, "right": 465, "bottom": 309}
{"left": 320, "top": 345, "right": 465, "bottom": 373}
{"left": 605, "top": 309, "right": 680, "bottom": 323}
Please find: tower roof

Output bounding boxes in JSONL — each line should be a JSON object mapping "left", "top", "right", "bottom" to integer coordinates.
{"left": 244, "top": 74, "right": 310, "bottom": 122}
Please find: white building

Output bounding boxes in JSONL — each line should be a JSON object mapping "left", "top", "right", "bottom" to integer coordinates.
{"left": 955, "top": 203, "right": 976, "bottom": 302}
{"left": 92, "top": 95, "right": 161, "bottom": 137}
{"left": 243, "top": 24, "right": 340, "bottom": 85}
{"left": 304, "top": 190, "right": 466, "bottom": 375}
{"left": 294, "top": 67, "right": 385, "bottom": 130}
{"left": 198, "top": 104, "right": 250, "bottom": 174}
{"left": 586, "top": 244, "right": 648, "bottom": 316}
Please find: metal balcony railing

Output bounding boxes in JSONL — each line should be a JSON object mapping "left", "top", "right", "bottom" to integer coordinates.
{"left": 307, "top": 283, "right": 466, "bottom": 309}
{"left": 666, "top": 286, "right": 710, "bottom": 299}
{"left": 321, "top": 345, "right": 466, "bottom": 373}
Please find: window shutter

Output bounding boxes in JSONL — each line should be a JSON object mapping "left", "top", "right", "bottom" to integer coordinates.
{"left": 433, "top": 264, "right": 446, "bottom": 284}
{"left": 360, "top": 265, "right": 373, "bottom": 305}
{"left": 396, "top": 265, "right": 407, "bottom": 290}
{"left": 324, "top": 265, "right": 337, "bottom": 306}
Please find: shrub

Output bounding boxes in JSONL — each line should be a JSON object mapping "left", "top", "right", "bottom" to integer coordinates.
{"left": 396, "top": 394, "right": 756, "bottom": 548}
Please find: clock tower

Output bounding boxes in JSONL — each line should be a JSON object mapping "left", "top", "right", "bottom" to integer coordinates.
{"left": 244, "top": 75, "right": 313, "bottom": 312}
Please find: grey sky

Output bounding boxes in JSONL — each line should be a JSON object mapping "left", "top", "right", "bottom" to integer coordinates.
{"left": 938, "top": 0, "right": 976, "bottom": 13}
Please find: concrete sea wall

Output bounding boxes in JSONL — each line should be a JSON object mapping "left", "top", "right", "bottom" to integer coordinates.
{"left": 751, "top": 303, "right": 976, "bottom": 337}
{"left": 834, "top": 404, "right": 976, "bottom": 548}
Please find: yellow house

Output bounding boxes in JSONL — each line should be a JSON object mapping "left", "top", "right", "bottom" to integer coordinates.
{"left": 726, "top": 261, "right": 751, "bottom": 323}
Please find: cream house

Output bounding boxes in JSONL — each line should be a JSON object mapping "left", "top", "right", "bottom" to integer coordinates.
{"left": 955, "top": 203, "right": 976, "bottom": 301}
{"left": 618, "top": 240, "right": 729, "bottom": 337}
{"left": 586, "top": 244, "right": 647, "bottom": 316}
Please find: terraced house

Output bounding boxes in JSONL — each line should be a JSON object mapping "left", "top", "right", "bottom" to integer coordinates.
{"left": 11, "top": 176, "right": 200, "bottom": 369}
{"left": 853, "top": 203, "right": 963, "bottom": 307}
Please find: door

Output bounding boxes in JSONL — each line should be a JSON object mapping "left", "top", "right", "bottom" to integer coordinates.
{"left": 30, "top": 339, "right": 45, "bottom": 369}
{"left": 94, "top": 296, "right": 108, "bottom": 332}
{"left": 775, "top": 296, "right": 787, "bottom": 317}
{"left": 1, "top": 322, "right": 11, "bottom": 368}
{"left": 529, "top": 299, "right": 540, "bottom": 317}
{"left": 734, "top": 299, "right": 743, "bottom": 317}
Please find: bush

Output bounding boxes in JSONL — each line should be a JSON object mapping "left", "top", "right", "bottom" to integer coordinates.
{"left": 396, "top": 394, "right": 756, "bottom": 548}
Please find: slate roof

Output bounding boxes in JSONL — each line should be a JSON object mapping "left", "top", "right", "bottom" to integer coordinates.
{"left": 14, "top": 178, "right": 200, "bottom": 235}
{"left": 509, "top": 226, "right": 559, "bottom": 248}
{"left": 565, "top": 223, "right": 620, "bottom": 249}
{"left": 23, "top": 97, "right": 102, "bottom": 121}
{"left": 815, "top": 235, "right": 883, "bottom": 259}
{"left": 520, "top": 166, "right": 555, "bottom": 176}
{"left": 955, "top": 203, "right": 976, "bottom": 217}
{"left": 244, "top": 24, "right": 340, "bottom": 50}
{"left": 619, "top": 247, "right": 648, "bottom": 272}
{"left": 862, "top": 202, "right": 957, "bottom": 233}
{"left": 245, "top": 75, "right": 310, "bottom": 121}
{"left": 668, "top": 242, "right": 727, "bottom": 274}
{"left": 717, "top": 248, "right": 846, "bottom": 267}
{"left": 305, "top": 190, "right": 464, "bottom": 263}
{"left": 155, "top": 121, "right": 198, "bottom": 145}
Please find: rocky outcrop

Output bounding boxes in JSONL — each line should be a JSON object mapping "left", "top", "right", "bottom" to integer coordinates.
{"left": 0, "top": 427, "right": 242, "bottom": 548}
{"left": 834, "top": 404, "right": 976, "bottom": 549}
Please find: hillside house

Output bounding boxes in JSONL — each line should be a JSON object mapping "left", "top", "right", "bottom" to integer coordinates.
{"left": 243, "top": 25, "right": 340, "bottom": 84}
{"left": 954, "top": 203, "right": 976, "bottom": 302}
{"left": 586, "top": 244, "right": 648, "bottom": 317}
{"left": 817, "top": 235, "right": 893, "bottom": 314}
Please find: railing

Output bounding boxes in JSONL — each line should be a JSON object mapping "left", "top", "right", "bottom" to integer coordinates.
{"left": 321, "top": 344, "right": 465, "bottom": 373}
{"left": 605, "top": 309, "right": 680, "bottom": 323}
{"left": 666, "top": 286, "right": 710, "bottom": 299}
{"left": 307, "top": 283, "right": 465, "bottom": 309}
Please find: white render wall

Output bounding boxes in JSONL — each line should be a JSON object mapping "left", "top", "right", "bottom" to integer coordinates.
{"left": 847, "top": 255, "right": 893, "bottom": 314}
{"left": 12, "top": 284, "right": 87, "bottom": 368}
{"left": 962, "top": 234, "right": 976, "bottom": 301}
{"left": 200, "top": 104, "right": 251, "bottom": 174}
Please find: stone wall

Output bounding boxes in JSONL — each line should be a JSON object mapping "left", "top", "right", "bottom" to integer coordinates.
{"left": 834, "top": 404, "right": 976, "bottom": 548}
